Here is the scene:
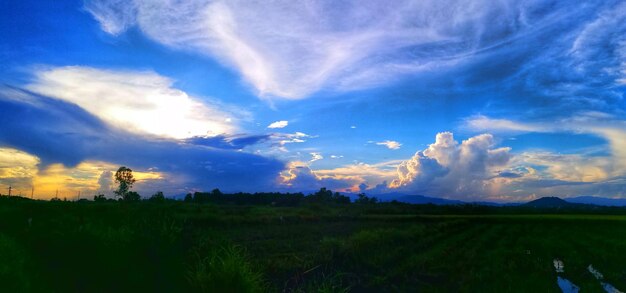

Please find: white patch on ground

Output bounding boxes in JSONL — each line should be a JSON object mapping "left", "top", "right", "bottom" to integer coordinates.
{"left": 554, "top": 259, "right": 565, "bottom": 273}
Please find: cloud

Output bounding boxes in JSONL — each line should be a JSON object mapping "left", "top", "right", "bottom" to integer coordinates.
{"left": 389, "top": 132, "right": 511, "bottom": 198}
{"left": 267, "top": 120, "right": 288, "bottom": 129}
{"left": 275, "top": 128, "right": 625, "bottom": 199}
{"left": 84, "top": 0, "right": 137, "bottom": 35}
{"left": 185, "top": 134, "right": 270, "bottom": 150}
{"left": 464, "top": 115, "right": 546, "bottom": 133}
{"left": 0, "top": 87, "right": 284, "bottom": 195}
{"left": 464, "top": 113, "right": 626, "bottom": 172}
{"left": 0, "top": 147, "right": 39, "bottom": 192}
{"left": 270, "top": 132, "right": 314, "bottom": 147}
{"left": 96, "top": 170, "right": 114, "bottom": 195}
{"left": 513, "top": 152, "right": 611, "bottom": 183}
{"left": 279, "top": 161, "right": 358, "bottom": 192}
{"left": 278, "top": 159, "right": 398, "bottom": 193}
{"left": 309, "top": 152, "right": 323, "bottom": 163}
{"left": 375, "top": 140, "right": 402, "bottom": 150}
{"left": 463, "top": 113, "right": 626, "bottom": 199}
{"left": 26, "top": 66, "right": 244, "bottom": 139}
{"left": 84, "top": 0, "right": 571, "bottom": 99}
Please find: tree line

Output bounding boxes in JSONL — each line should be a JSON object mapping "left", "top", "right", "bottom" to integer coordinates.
{"left": 89, "top": 166, "right": 379, "bottom": 205}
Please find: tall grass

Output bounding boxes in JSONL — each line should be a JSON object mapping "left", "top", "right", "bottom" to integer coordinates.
{"left": 0, "top": 234, "right": 31, "bottom": 291}
{"left": 187, "top": 244, "right": 266, "bottom": 293}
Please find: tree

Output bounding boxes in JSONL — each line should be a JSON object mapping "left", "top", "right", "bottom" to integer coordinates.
{"left": 94, "top": 194, "right": 107, "bottom": 202}
{"left": 114, "top": 166, "right": 137, "bottom": 201}
{"left": 125, "top": 191, "right": 141, "bottom": 202}
{"left": 149, "top": 191, "right": 165, "bottom": 202}
{"left": 306, "top": 188, "right": 350, "bottom": 204}
{"left": 355, "top": 193, "right": 378, "bottom": 204}
{"left": 184, "top": 193, "right": 193, "bottom": 202}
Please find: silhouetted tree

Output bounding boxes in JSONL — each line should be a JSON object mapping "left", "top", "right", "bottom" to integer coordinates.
{"left": 355, "top": 193, "right": 378, "bottom": 204}
{"left": 94, "top": 194, "right": 107, "bottom": 202}
{"left": 306, "top": 188, "right": 350, "bottom": 204}
{"left": 114, "top": 166, "right": 136, "bottom": 201}
{"left": 149, "top": 191, "right": 165, "bottom": 202}
{"left": 184, "top": 193, "right": 193, "bottom": 202}
{"left": 125, "top": 191, "right": 141, "bottom": 202}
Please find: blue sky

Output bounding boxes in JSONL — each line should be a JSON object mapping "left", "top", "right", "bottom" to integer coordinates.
{"left": 1, "top": 0, "right": 625, "bottom": 201}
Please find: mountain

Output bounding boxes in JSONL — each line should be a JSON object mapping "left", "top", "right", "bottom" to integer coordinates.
{"left": 377, "top": 193, "right": 465, "bottom": 205}
{"left": 524, "top": 197, "right": 574, "bottom": 208}
{"left": 565, "top": 196, "right": 626, "bottom": 207}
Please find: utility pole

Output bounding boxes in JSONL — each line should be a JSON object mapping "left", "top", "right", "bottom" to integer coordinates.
{"left": 55, "top": 189, "right": 58, "bottom": 199}
{"left": 31, "top": 187, "right": 34, "bottom": 199}
{"left": 7, "top": 186, "right": 11, "bottom": 197}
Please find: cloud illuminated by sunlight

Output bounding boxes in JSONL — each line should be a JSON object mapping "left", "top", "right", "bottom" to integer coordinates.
{"left": 0, "top": 147, "right": 164, "bottom": 199}
{"left": 26, "top": 66, "right": 244, "bottom": 139}
{"left": 375, "top": 140, "right": 402, "bottom": 150}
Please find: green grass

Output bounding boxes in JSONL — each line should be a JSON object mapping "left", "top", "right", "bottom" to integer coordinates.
{"left": 1, "top": 198, "right": 625, "bottom": 292}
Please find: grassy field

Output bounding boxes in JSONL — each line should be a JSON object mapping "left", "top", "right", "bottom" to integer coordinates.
{"left": 1, "top": 197, "right": 625, "bottom": 292}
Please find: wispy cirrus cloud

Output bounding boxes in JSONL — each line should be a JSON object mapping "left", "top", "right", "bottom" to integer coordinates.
{"left": 84, "top": 0, "right": 586, "bottom": 99}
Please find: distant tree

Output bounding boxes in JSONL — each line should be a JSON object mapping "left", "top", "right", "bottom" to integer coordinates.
{"left": 184, "top": 193, "right": 193, "bottom": 202}
{"left": 125, "top": 191, "right": 141, "bottom": 202}
{"left": 355, "top": 193, "right": 378, "bottom": 204}
{"left": 114, "top": 166, "right": 137, "bottom": 201}
{"left": 306, "top": 188, "right": 350, "bottom": 204}
{"left": 149, "top": 191, "right": 165, "bottom": 202}
{"left": 94, "top": 194, "right": 107, "bottom": 202}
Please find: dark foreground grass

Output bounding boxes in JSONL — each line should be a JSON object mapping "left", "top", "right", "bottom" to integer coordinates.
{"left": 1, "top": 198, "right": 625, "bottom": 292}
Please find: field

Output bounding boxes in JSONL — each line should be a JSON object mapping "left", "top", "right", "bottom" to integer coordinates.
{"left": 1, "top": 197, "right": 626, "bottom": 292}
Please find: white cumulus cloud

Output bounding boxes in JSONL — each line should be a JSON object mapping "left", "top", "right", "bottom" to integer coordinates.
{"left": 390, "top": 132, "right": 511, "bottom": 198}
{"left": 267, "top": 120, "right": 288, "bottom": 129}
{"left": 376, "top": 140, "right": 402, "bottom": 150}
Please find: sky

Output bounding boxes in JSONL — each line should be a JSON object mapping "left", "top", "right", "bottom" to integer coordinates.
{"left": 0, "top": 0, "right": 625, "bottom": 201}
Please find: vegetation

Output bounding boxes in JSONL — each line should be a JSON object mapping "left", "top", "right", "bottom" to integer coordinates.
{"left": 114, "top": 166, "right": 137, "bottom": 201}
{"left": 0, "top": 190, "right": 625, "bottom": 292}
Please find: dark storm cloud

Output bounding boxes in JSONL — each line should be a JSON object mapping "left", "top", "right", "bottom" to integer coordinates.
{"left": 0, "top": 87, "right": 284, "bottom": 192}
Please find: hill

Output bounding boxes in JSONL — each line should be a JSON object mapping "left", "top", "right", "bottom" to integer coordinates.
{"left": 524, "top": 197, "right": 575, "bottom": 208}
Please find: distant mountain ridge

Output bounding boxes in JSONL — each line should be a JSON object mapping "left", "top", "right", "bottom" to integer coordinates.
{"left": 379, "top": 194, "right": 626, "bottom": 207}
{"left": 392, "top": 194, "right": 465, "bottom": 205}
{"left": 564, "top": 196, "right": 626, "bottom": 207}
